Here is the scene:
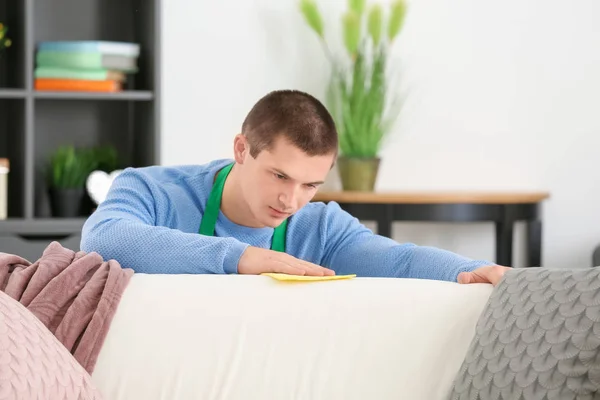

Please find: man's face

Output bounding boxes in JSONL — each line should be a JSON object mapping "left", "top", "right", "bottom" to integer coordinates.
{"left": 234, "top": 134, "right": 335, "bottom": 228}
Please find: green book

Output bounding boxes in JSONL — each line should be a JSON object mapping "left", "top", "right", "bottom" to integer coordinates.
{"left": 35, "top": 66, "right": 126, "bottom": 81}
{"left": 36, "top": 50, "right": 138, "bottom": 72}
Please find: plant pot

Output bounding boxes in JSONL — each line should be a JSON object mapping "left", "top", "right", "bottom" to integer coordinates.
{"left": 337, "top": 156, "right": 380, "bottom": 192}
{"left": 48, "top": 187, "right": 85, "bottom": 218}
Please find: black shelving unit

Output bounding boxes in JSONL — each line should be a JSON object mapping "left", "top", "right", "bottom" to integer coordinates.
{"left": 0, "top": 0, "right": 161, "bottom": 261}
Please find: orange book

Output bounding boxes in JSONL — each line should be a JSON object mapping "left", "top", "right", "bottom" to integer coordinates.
{"left": 35, "top": 78, "right": 121, "bottom": 92}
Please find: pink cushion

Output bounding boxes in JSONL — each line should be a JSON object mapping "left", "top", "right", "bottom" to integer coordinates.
{"left": 0, "top": 290, "right": 104, "bottom": 399}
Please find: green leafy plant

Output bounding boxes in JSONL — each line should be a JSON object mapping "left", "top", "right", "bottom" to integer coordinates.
{"left": 47, "top": 145, "right": 117, "bottom": 189}
{"left": 0, "top": 22, "right": 11, "bottom": 52}
{"left": 299, "top": 0, "right": 407, "bottom": 159}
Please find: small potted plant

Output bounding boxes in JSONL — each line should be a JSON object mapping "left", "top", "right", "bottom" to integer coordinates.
{"left": 46, "top": 145, "right": 97, "bottom": 218}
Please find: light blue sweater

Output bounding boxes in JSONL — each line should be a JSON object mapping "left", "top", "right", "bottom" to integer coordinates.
{"left": 80, "top": 159, "right": 491, "bottom": 281}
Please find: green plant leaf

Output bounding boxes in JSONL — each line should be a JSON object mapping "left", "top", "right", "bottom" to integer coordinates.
{"left": 333, "top": 45, "right": 396, "bottom": 158}
{"left": 299, "top": 0, "right": 324, "bottom": 39}
{"left": 46, "top": 145, "right": 117, "bottom": 189}
{"left": 348, "top": 0, "right": 366, "bottom": 16}
{"left": 388, "top": 0, "right": 407, "bottom": 42}
{"left": 367, "top": 4, "right": 383, "bottom": 48}
{"left": 298, "top": 1, "right": 408, "bottom": 159}
{"left": 342, "top": 10, "right": 360, "bottom": 58}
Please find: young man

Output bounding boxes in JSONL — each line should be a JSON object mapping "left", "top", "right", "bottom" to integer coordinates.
{"left": 80, "top": 90, "right": 508, "bottom": 285}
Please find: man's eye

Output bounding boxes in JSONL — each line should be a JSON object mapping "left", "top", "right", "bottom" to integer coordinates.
{"left": 275, "top": 173, "right": 286, "bottom": 180}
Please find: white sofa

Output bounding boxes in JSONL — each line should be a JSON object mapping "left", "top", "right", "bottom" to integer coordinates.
{"left": 90, "top": 274, "right": 493, "bottom": 399}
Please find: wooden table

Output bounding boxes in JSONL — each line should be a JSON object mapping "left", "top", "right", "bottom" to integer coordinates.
{"left": 311, "top": 191, "right": 550, "bottom": 268}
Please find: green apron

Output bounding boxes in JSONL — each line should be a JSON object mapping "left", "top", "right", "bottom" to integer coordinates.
{"left": 198, "top": 162, "right": 288, "bottom": 252}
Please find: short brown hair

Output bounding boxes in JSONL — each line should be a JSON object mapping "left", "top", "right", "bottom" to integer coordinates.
{"left": 241, "top": 90, "right": 338, "bottom": 158}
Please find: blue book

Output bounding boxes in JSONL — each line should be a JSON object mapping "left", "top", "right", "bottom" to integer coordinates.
{"left": 37, "top": 41, "right": 140, "bottom": 57}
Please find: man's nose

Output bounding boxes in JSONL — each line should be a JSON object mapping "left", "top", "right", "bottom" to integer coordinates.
{"left": 278, "top": 186, "right": 298, "bottom": 210}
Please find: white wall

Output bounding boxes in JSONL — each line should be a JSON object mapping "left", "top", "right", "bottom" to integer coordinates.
{"left": 161, "top": 0, "right": 600, "bottom": 268}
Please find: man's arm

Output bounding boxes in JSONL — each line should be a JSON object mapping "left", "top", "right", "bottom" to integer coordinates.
{"left": 319, "top": 202, "right": 492, "bottom": 282}
{"left": 80, "top": 168, "right": 335, "bottom": 277}
{"left": 80, "top": 168, "right": 250, "bottom": 274}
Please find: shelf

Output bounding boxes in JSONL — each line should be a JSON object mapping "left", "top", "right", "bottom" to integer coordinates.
{"left": 0, "top": 218, "right": 86, "bottom": 235}
{"left": 0, "top": 89, "right": 26, "bottom": 98}
{"left": 0, "top": 0, "right": 160, "bottom": 241}
{"left": 0, "top": 90, "right": 153, "bottom": 100}
{"left": 33, "top": 99, "right": 156, "bottom": 217}
{"left": 33, "top": 90, "right": 154, "bottom": 101}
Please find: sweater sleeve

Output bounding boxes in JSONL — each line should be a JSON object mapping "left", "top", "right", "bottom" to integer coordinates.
{"left": 319, "top": 202, "right": 492, "bottom": 281}
{"left": 79, "top": 168, "right": 249, "bottom": 274}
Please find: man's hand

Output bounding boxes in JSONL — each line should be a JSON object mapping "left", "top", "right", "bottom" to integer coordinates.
{"left": 238, "top": 246, "right": 336, "bottom": 276}
{"left": 457, "top": 265, "right": 510, "bottom": 286}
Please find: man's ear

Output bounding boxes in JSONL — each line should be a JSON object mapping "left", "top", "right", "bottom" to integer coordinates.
{"left": 233, "top": 134, "right": 248, "bottom": 164}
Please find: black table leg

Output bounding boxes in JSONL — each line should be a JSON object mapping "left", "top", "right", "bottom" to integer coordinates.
{"left": 526, "top": 220, "right": 542, "bottom": 267}
{"left": 376, "top": 204, "right": 393, "bottom": 238}
{"left": 495, "top": 210, "right": 514, "bottom": 267}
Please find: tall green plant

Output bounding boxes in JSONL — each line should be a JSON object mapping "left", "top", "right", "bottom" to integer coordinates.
{"left": 299, "top": 0, "right": 407, "bottom": 158}
{"left": 0, "top": 22, "right": 11, "bottom": 52}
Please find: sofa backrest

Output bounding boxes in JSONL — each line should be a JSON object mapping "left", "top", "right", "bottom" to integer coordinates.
{"left": 91, "top": 274, "right": 493, "bottom": 400}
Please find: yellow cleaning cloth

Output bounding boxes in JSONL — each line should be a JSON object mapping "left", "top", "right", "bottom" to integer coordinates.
{"left": 261, "top": 273, "right": 356, "bottom": 282}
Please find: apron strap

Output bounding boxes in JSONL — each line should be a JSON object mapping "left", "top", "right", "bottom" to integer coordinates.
{"left": 199, "top": 162, "right": 233, "bottom": 236}
{"left": 271, "top": 218, "right": 287, "bottom": 253}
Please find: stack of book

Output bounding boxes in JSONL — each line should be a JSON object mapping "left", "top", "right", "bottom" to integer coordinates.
{"left": 34, "top": 40, "right": 140, "bottom": 92}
